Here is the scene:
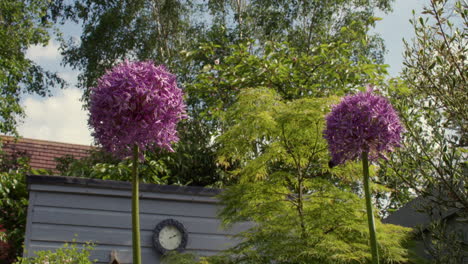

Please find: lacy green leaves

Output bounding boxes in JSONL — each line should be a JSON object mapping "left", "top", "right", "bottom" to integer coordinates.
{"left": 213, "top": 88, "right": 418, "bottom": 264}
{"left": 217, "top": 88, "right": 334, "bottom": 181}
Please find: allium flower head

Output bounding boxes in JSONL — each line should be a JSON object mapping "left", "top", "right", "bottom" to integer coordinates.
{"left": 89, "top": 60, "right": 186, "bottom": 158}
{"left": 323, "top": 86, "right": 403, "bottom": 165}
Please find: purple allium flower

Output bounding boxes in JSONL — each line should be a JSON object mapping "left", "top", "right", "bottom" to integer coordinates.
{"left": 89, "top": 60, "right": 186, "bottom": 158}
{"left": 323, "top": 87, "right": 403, "bottom": 165}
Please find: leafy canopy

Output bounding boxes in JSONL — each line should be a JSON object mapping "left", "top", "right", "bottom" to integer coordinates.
{"left": 186, "top": 33, "right": 388, "bottom": 131}
{"left": 200, "top": 88, "right": 416, "bottom": 264}
{"left": 0, "top": 0, "right": 65, "bottom": 135}
{"left": 384, "top": 0, "right": 467, "bottom": 215}
{"left": 381, "top": 1, "right": 467, "bottom": 262}
{"left": 48, "top": 0, "right": 394, "bottom": 189}
{"left": 50, "top": 0, "right": 394, "bottom": 96}
{"left": 0, "top": 147, "right": 50, "bottom": 262}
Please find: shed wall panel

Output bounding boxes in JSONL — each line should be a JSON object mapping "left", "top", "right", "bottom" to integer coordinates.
{"left": 32, "top": 206, "right": 248, "bottom": 235}
{"left": 34, "top": 191, "right": 219, "bottom": 218}
{"left": 24, "top": 176, "right": 248, "bottom": 264}
{"left": 30, "top": 223, "right": 237, "bottom": 251}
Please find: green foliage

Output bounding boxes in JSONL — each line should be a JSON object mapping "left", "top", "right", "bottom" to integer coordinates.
{"left": 14, "top": 241, "right": 96, "bottom": 264}
{"left": 0, "top": 0, "right": 65, "bottom": 135}
{"left": 186, "top": 36, "right": 388, "bottom": 133}
{"left": 403, "top": 0, "right": 467, "bottom": 138}
{"left": 384, "top": 0, "right": 467, "bottom": 220}
{"left": 216, "top": 88, "right": 335, "bottom": 180}
{"left": 0, "top": 148, "right": 29, "bottom": 263}
{"left": 380, "top": 0, "right": 467, "bottom": 262}
{"left": 50, "top": 0, "right": 197, "bottom": 96}
{"left": 55, "top": 150, "right": 170, "bottom": 184}
{"left": 209, "top": 88, "right": 416, "bottom": 264}
{"left": 55, "top": 129, "right": 221, "bottom": 186}
{"left": 162, "top": 251, "right": 232, "bottom": 264}
{"left": 0, "top": 169, "right": 28, "bottom": 263}
{"left": 208, "top": 0, "right": 392, "bottom": 53}
{"left": 162, "top": 252, "right": 200, "bottom": 264}
{"left": 372, "top": 160, "right": 415, "bottom": 217}
{"left": 216, "top": 182, "right": 415, "bottom": 264}
{"left": 55, "top": 149, "right": 119, "bottom": 177}
{"left": 46, "top": 0, "right": 394, "bottom": 189}
{"left": 0, "top": 141, "right": 51, "bottom": 262}
{"left": 50, "top": 0, "right": 393, "bottom": 96}
{"left": 57, "top": 28, "right": 390, "bottom": 187}
{"left": 149, "top": 120, "right": 223, "bottom": 187}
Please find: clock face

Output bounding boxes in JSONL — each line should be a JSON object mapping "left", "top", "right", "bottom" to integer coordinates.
{"left": 153, "top": 219, "right": 188, "bottom": 254}
{"left": 159, "top": 225, "right": 182, "bottom": 250}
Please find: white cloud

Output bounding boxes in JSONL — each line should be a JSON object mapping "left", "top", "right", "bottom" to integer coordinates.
{"left": 58, "top": 71, "right": 79, "bottom": 85}
{"left": 18, "top": 88, "right": 93, "bottom": 146}
{"left": 26, "top": 40, "right": 61, "bottom": 62}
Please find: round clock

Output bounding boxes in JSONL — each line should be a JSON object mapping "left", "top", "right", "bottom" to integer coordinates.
{"left": 153, "top": 219, "right": 188, "bottom": 254}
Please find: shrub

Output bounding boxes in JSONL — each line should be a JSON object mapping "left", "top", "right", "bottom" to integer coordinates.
{"left": 14, "top": 241, "right": 96, "bottom": 264}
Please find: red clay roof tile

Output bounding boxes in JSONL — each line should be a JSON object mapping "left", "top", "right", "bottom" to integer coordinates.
{"left": 1, "top": 136, "right": 94, "bottom": 174}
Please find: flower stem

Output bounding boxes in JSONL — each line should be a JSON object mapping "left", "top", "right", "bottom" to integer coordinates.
{"left": 362, "top": 152, "right": 379, "bottom": 264}
{"left": 132, "top": 144, "right": 141, "bottom": 264}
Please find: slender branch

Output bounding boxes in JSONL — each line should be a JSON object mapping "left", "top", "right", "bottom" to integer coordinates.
{"left": 236, "top": 0, "right": 243, "bottom": 40}
{"left": 430, "top": 0, "right": 466, "bottom": 83}
{"left": 296, "top": 175, "right": 306, "bottom": 239}
{"left": 280, "top": 123, "right": 307, "bottom": 239}
{"left": 400, "top": 113, "right": 468, "bottom": 208}
{"left": 323, "top": 223, "right": 343, "bottom": 235}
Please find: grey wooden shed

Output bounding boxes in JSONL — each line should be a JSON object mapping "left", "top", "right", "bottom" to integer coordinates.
{"left": 24, "top": 175, "right": 248, "bottom": 263}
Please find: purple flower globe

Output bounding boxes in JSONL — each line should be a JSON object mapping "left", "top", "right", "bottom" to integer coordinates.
{"left": 89, "top": 60, "right": 186, "bottom": 158}
{"left": 323, "top": 87, "right": 403, "bottom": 166}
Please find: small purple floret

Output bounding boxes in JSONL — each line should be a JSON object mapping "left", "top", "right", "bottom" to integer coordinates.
{"left": 89, "top": 60, "right": 187, "bottom": 158}
{"left": 323, "top": 87, "right": 403, "bottom": 165}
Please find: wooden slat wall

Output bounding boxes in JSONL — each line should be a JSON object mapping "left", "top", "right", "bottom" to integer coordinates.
{"left": 24, "top": 176, "right": 248, "bottom": 264}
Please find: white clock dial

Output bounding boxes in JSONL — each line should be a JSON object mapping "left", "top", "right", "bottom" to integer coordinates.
{"left": 159, "top": 225, "right": 182, "bottom": 250}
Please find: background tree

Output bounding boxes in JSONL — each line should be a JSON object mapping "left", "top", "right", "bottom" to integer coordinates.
{"left": 44, "top": 0, "right": 394, "bottom": 187}
{"left": 386, "top": 0, "right": 466, "bottom": 218}
{"left": 165, "top": 88, "right": 418, "bottom": 264}
{"left": 382, "top": 0, "right": 467, "bottom": 262}
{"left": 55, "top": 122, "right": 221, "bottom": 187}
{"left": 49, "top": 0, "right": 198, "bottom": 96}
{"left": 49, "top": 0, "right": 394, "bottom": 94}
{"left": 0, "top": 0, "right": 65, "bottom": 135}
{"left": 0, "top": 148, "right": 49, "bottom": 262}
{"left": 206, "top": 0, "right": 391, "bottom": 61}
{"left": 185, "top": 33, "right": 388, "bottom": 133}
{"left": 55, "top": 150, "right": 170, "bottom": 184}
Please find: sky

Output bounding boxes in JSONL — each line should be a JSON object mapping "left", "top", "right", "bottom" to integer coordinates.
{"left": 17, "top": 0, "right": 426, "bottom": 146}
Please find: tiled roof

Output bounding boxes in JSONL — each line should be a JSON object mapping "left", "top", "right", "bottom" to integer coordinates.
{"left": 1, "top": 136, "right": 93, "bottom": 174}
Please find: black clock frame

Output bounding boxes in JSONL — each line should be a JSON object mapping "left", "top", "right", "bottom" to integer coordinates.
{"left": 153, "top": 219, "right": 188, "bottom": 255}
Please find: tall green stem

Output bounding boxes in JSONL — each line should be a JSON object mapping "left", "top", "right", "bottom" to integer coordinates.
{"left": 362, "top": 152, "right": 379, "bottom": 264}
{"left": 132, "top": 145, "right": 141, "bottom": 264}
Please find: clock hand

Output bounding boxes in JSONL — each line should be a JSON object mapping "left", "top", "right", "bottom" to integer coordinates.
{"left": 169, "top": 234, "right": 177, "bottom": 239}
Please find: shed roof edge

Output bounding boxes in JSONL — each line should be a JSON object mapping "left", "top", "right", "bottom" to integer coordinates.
{"left": 27, "top": 175, "right": 222, "bottom": 197}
